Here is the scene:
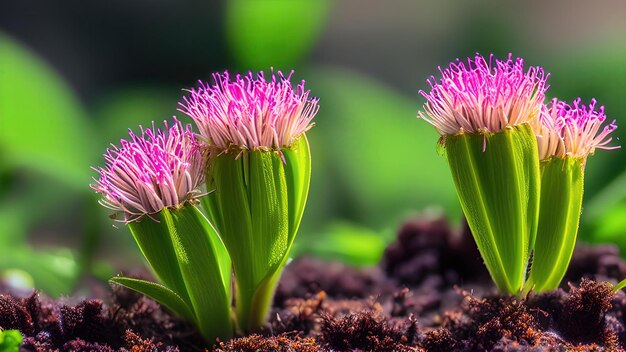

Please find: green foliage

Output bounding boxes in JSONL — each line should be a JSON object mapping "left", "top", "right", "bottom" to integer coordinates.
{"left": 204, "top": 135, "right": 311, "bottom": 332}
{"left": 110, "top": 277, "right": 194, "bottom": 320}
{"left": 304, "top": 67, "right": 460, "bottom": 231}
{"left": 225, "top": 0, "right": 330, "bottom": 70}
{"left": 118, "top": 206, "right": 233, "bottom": 343}
{"left": 612, "top": 278, "right": 626, "bottom": 293}
{"left": 0, "top": 32, "right": 99, "bottom": 296}
{"left": 0, "top": 32, "right": 95, "bottom": 188}
{"left": 444, "top": 124, "right": 540, "bottom": 293}
{"left": 293, "top": 222, "right": 394, "bottom": 266}
{"left": 0, "top": 330, "right": 22, "bottom": 352}
{"left": 528, "top": 157, "right": 584, "bottom": 292}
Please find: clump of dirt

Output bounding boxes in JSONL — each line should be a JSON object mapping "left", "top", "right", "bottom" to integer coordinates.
{"left": 2, "top": 217, "right": 626, "bottom": 351}
{"left": 214, "top": 333, "right": 320, "bottom": 352}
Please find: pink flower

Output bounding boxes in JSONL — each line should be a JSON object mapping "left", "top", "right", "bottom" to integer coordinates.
{"left": 536, "top": 98, "right": 619, "bottom": 160}
{"left": 178, "top": 70, "right": 319, "bottom": 152}
{"left": 419, "top": 53, "right": 549, "bottom": 135}
{"left": 91, "top": 119, "right": 204, "bottom": 222}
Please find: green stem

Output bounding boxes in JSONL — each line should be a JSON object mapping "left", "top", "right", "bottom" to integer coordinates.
{"left": 236, "top": 268, "right": 283, "bottom": 333}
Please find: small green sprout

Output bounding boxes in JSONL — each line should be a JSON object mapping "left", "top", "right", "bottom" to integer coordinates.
{"left": 92, "top": 119, "right": 233, "bottom": 342}
{"left": 179, "top": 71, "right": 318, "bottom": 333}
{"left": 527, "top": 98, "right": 619, "bottom": 292}
{"left": 418, "top": 54, "right": 548, "bottom": 294}
{"left": 418, "top": 54, "right": 620, "bottom": 295}
{"left": 92, "top": 70, "right": 318, "bottom": 342}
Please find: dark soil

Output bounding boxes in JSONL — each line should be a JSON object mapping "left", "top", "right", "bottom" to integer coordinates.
{"left": 3, "top": 217, "right": 626, "bottom": 351}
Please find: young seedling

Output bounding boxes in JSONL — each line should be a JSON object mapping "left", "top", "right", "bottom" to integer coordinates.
{"left": 179, "top": 71, "right": 318, "bottom": 333}
{"left": 418, "top": 54, "right": 547, "bottom": 294}
{"left": 91, "top": 119, "right": 233, "bottom": 343}
{"left": 527, "top": 98, "right": 619, "bottom": 292}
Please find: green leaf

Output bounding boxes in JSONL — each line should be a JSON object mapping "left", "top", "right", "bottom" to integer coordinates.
{"left": 249, "top": 150, "right": 289, "bottom": 272}
{"left": 612, "top": 278, "right": 626, "bottom": 293}
{"left": 0, "top": 32, "right": 95, "bottom": 188}
{"left": 528, "top": 157, "right": 584, "bottom": 292}
{"left": 282, "top": 135, "right": 312, "bottom": 246}
{"left": 110, "top": 276, "right": 194, "bottom": 320}
{"left": 444, "top": 124, "right": 540, "bottom": 293}
{"left": 204, "top": 153, "right": 256, "bottom": 290}
{"left": 128, "top": 214, "right": 191, "bottom": 305}
{"left": 162, "top": 205, "right": 233, "bottom": 342}
{"left": 225, "top": 0, "right": 330, "bottom": 70}
{"left": 0, "top": 329, "right": 22, "bottom": 352}
{"left": 205, "top": 142, "right": 311, "bottom": 332}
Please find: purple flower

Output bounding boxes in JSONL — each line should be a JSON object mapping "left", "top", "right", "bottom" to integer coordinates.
{"left": 178, "top": 70, "right": 319, "bottom": 152}
{"left": 536, "top": 98, "right": 619, "bottom": 160}
{"left": 91, "top": 119, "right": 204, "bottom": 222}
{"left": 419, "top": 53, "right": 549, "bottom": 135}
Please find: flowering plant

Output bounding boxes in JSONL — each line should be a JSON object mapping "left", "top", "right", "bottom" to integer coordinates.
{"left": 528, "top": 98, "right": 618, "bottom": 291}
{"left": 418, "top": 53, "right": 619, "bottom": 294}
{"left": 92, "top": 71, "right": 318, "bottom": 342}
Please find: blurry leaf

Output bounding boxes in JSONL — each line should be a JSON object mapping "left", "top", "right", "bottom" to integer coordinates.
{"left": 0, "top": 32, "right": 95, "bottom": 189}
{"left": 293, "top": 222, "right": 394, "bottom": 266}
{"left": 586, "top": 170, "right": 626, "bottom": 221}
{"left": 613, "top": 278, "right": 626, "bottom": 293}
{"left": 226, "top": 0, "right": 330, "bottom": 70}
{"left": 0, "top": 246, "right": 79, "bottom": 296}
{"left": 587, "top": 203, "right": 626, "bottom": 244}
{"left": 93, "top": 86, "right": 180, "bottom": 146}
{"left": 0, "top": 329, "right": 22, "bottom": 352}
{"left": 305, "top": 66, "right": 460, "bottom": 228}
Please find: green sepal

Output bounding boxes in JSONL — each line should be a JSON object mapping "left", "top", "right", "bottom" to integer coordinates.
{"left": 161, "top": 205, "right": 233, "bottom": 342}
{"left": 527, "top": 156, "right": 584, "bottom": 292}
{"left": 443, "top": 124, "right": 540, "bottom": 293}
{"left": 203, "top": 134, "right": 311, "bottom": 332}
{"left": 282, "top": 134, "right": 312, "bottom": 246}
{"left": 124, "top": 205, "right": 233, "bottom": 343}
{"left": 128, "top": 212, "right": 191, "bottom": 305}
{"left": 109, "top": 276, "right": 195, "bottom": 321}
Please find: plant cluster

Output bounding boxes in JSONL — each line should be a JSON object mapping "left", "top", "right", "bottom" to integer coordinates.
{"left": 92, "top": 71, "right": 318, "bottom": 342}
{"left": 418, "top": 53, "right": 619, "bottom": 294}
{"left": 91, "top": 54, "right": 619, "bottom": 344}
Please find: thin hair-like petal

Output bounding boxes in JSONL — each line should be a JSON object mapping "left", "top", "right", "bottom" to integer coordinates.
{"left": 178, "top": 70, "right": 319, "bottom": 152}
{"left": 91, "top": 119, "right": 204, "bottom": 222}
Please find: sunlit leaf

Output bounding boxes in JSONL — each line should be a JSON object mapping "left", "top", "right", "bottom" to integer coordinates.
{"left": 528, "top": 157, "right": 584, "bottom": 292}
{"left": 162, "top": 206, "right": 233, "bottom": 342}
{"left": 110, "top": 276, "right": 195, "bottom": 320}
{"left": 444, "top": 125, "right": 540, "bottom": 293}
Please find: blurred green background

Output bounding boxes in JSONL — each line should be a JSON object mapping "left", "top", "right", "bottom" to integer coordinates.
{"left": 0, "top": 0, "right": 625, "bottom": 296}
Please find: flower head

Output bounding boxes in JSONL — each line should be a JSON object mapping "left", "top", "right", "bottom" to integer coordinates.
{"left": 178, "top": 70, "right": 319, "bottom": 153}
{"left": 91, "top": 119, "right": 204, "bottom": 222}
{"left": 418, "top": 53, "right": 549, "bottom": 135}
{"left": 536, "top": 98, "right": 619, "bottom": 160}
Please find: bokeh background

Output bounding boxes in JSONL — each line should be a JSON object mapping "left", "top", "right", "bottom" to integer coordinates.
{"left": 1, "top": 0, "right": 625, "bottom": 296}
